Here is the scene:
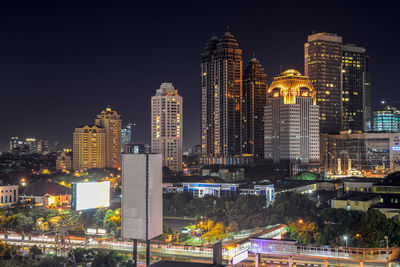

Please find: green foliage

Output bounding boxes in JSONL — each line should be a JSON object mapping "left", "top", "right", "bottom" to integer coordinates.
{"left": 3, "top": 213, "right": 34, "bottom": 232}
{"left": 29, "top": 245, "right": 42, "bottom": 256}
{"left": 92, "top": 250, "right": 124, "bottom": 267}
{"left": 359, "top": 209, "right": 400, "bottom": 247}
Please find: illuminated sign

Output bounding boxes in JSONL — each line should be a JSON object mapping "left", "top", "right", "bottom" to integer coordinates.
{"left": 86, "top": 228, "right": 96, "bottom": 235}
{"left": 72, "top": 181, "right": 110, "bottom": 211}
{"left": 232, "top": 250, "right": 248, "bottom": 265}
{"left": 392, "top": 146, "right": 400, "bottom": 151}
{"left": 97, "top": 229, "right": 107, "bottom": 235}
{"left": 394, "top": 136, "right": 400, "bottom": 145}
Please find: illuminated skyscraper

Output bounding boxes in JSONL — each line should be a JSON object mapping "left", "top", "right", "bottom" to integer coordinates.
{"left": 201, "top": 30, "right": 243, "bottom": 165}
{"left": 242, "top": 57, "right": 268, "bottom": 160}
{"left": 342, "top": 44, "right": 371, "bottom": 132}
{"left": 305, "top": 33, "right": 372, "bottom": 133}
{"left": 264, "top": 70, "right": 320, "bottom": 163}
{"left": 9, "top": 137, "right": 20, "bottom": 152}
{"left": 121, "top": 123, "right": 133, "bottom": 146}
{"left": 36, "top": 137, "right": 48, "bottom": 154}
{"left": 305, "top": 33, "right": 342, "bottom": 133}
{"left": 73, "top": 125, "right": 105, "bottom": 170}
{"left": 372, "top": 105, "right": 400, "bottom": 132}
{"left": 25, "top": 138, "right": 37, "bottom": 153}
{"left": 95, "top": 107, "right": 122, "bottom": 168}
{"left": 151, "top": 83, "right": 183, "bottom": 172}
{"left": 121, "top": 123, "right": 134, "bottom": 153}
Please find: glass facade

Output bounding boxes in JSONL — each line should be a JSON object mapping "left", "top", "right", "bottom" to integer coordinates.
{"left": 372, "top": 105, "right": 400, "bottom": 132}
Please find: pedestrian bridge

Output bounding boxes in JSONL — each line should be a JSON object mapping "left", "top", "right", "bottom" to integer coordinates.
{"left": 251, "top": 238, "right": 400, "bottom": 267}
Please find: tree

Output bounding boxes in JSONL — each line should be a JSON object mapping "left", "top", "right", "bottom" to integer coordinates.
{"left": 104, "top": 209, "right": 121, "bottom": 234}
{"left": 92, "top": 251, "right": 123, "bottom": 267}
{"left": 201, "top": 221, "right": 231, "bottom": 243}
{"left": 359, "top": 209, "right": 400, "bottom": 247}
{"left": 29, "top": 245, "right": 42, "bottom": 257}
{"left": 288, "top": 219, "right": 321, "bottom": 244}
{"left": 35, "top": 217, "right": 49, "bottom": 234}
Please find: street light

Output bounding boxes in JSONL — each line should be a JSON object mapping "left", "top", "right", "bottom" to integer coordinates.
{"left": 343, "top": 235, "right": 348, "bottom": 248}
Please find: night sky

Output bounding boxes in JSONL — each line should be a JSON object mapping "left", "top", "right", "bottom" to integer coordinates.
{"left": 1, "top": 1, "right": 398, "bottom": 150}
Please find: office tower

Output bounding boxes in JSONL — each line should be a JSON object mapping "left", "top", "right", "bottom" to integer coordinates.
{"left": 9, "top": 137, "right": 19, "bottom": 152}
{"left": 25, "top": 138, "right": 37, "bottom": 153}
{"left": 36, "top": 137, "right": 48, "bottom": 154}
{"left": 242, "top": 57, "right": 268, "bottom": 160}
{"left": 264, "top": 69, "right": 320, "bottom": 163}
{"left": 73, "top": 125, "right": 105, "bottom": 170}
{"left": 305, "top": 33, "right": 342, "bottom": 133}
{"left": 151, "top": 83, "right": 183, "bottom": 172}
{"left": 95, "top": 107, "right": 122, "bottom": 169}
{"left": 372, "top": 105, "right": 400, "bottom": 132}
{"left": 121, "top": 123, "right": 133, "bottom": 145}
{"left": 321, "top": 132, "right": 400, "bottom": 176}
{"left": 201, "top": 30, "right": 243, "bottom": 165}
{"left": 342, "top": 44, "right": 371, "bottom": 132}
{"left": 121, "top": 123, "right": 134, "bottom": 153}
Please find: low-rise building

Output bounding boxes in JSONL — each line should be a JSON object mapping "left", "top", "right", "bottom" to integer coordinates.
{"left": 331, "top": 193, "right": 381, "bottom": 212}
{"left": 183, "top": 182, "right": 239, "bottom": 198}
{"left": 0, "top": 185, "right": 18, "bottom": 205}
{"left": 163, "top": 181, "right": 274, "bottom": 204}
{"left": 56, "top": 152, "right": 72, "bottom": 171}
{"left": 201, "top": 167, "right": 245, "bottom": 182}
{"left": 19, "top": 179, "right": 71, "bottom": 208}
{"left": 239, "top": 184, "right": 274, "bottom": 203}
{"left": 341, "top": 177, "right": 381, "bottom": 193}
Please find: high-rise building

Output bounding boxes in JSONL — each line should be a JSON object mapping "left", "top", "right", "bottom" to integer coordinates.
{"left": 305, "top": 33, "right": 372, "bottom": 133}
{"left": 151, "top": 83, "right": 183, "bottom": 172}
{"left": 36, "top": 137, "right": 48, "bottom": 154}
{"left": 305, "top": 33, "right": 342, "bottom": 133}
{"left": 200, "top": 30, "right": 243, "bottom": 165}
{"left": 95, "top": 107, "right": 122, "bottom": 169}
{"left": 342, "top": 44, "right": 371, "bottom": 132}
{"left": 25, "top": 138, "right": 37, "bottom": 153}
{"left": 122, "top": 123, "right": 133, "bottom": 146}
{"left": 372, "top": 105, "right": 400, "bottom": 132}
{"left": 242, "top": 57, "right": 268, "bottom": 160}
{"left": 73, "top": 125, "right": 105, "bottom": 170}
{"left": 264, "top": 69, "right": 320, "bottom": 163}
{"left": 9, "top": 137, "right": 20, "bottom": 152}
{"left": 121, "top": 123, "right": 134, "bottom": 153}
{"left": 320, "top": 132, "right": 400, "bottom": 176}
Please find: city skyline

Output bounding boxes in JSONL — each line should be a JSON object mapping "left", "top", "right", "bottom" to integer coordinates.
{"left": 1, "top": 1, "right": 398, "bottom": 150}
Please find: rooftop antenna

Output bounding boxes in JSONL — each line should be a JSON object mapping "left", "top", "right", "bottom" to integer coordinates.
{"left": 280, "top": 64, "right": 283, "bottom": 74}
{"left": 252, "top": 52, "right": 255, "bottom": 59}
{"left": 226, "top": 25, "right": 230, "bottom": 32}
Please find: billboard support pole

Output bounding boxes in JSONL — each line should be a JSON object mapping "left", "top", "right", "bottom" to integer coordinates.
{"left": 145, "top": 154, "right": 150, "bottom": 266}
{"left": 146, "top": 240, "right": 150, "bottom": 266}
{"left": 133, "top": 239, "right": 137, "bottom": 267}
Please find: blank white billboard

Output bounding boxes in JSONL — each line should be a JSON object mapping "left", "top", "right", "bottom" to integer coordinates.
{"left": 72, "top": 181, "right": 110, "bottom": 210}
{"left": 121, "top": 154, "right": 162, "bottom": 240}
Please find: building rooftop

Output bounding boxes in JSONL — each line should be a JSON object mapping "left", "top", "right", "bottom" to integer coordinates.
{"left": 340, "top": 177, "right": 384, "bottom": 183}
{"left": 334, "top": 193, "right": 380, "bottom": 201}
{"left": 22, "top": 179, "right": 70, "bottom": 196}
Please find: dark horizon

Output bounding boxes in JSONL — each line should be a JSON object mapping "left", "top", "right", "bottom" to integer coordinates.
{"left": 1, "top": 1, "right": 398, "bottom": 150}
